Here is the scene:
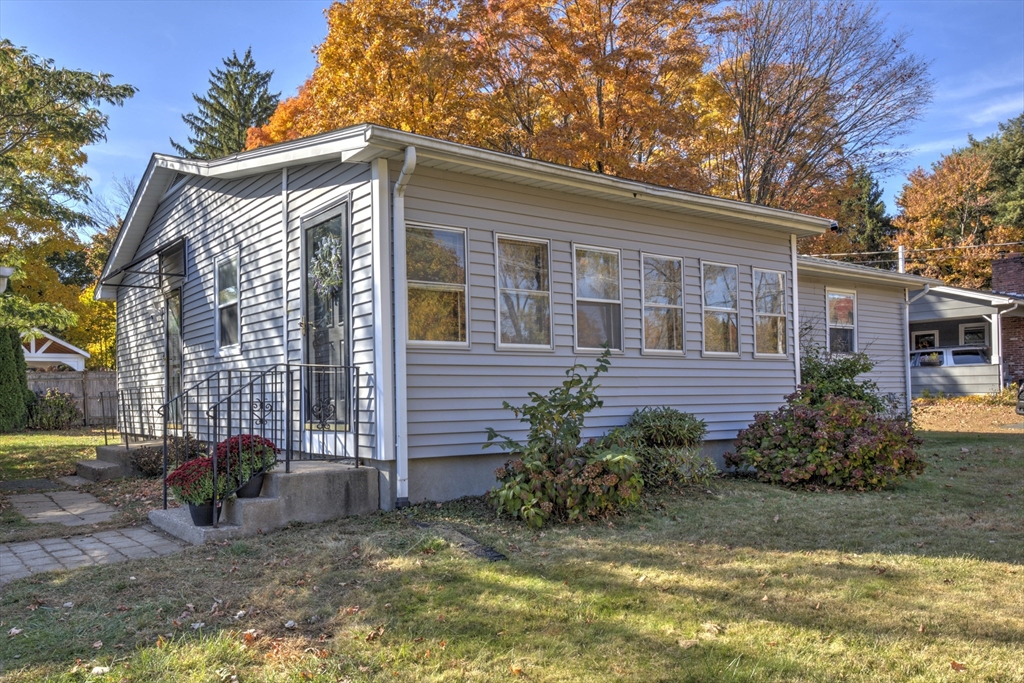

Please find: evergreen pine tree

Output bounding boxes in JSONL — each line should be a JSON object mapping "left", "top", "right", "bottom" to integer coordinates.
{"left": 0, "top": 328, "right": 29, "bottom": 432}
{"left": 836, "top": 169, "right": 894, "bottom": 254}
{"left": 170, "top": 48, "right": 279, "bottom": 159}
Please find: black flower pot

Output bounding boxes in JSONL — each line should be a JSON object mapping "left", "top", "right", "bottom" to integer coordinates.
{"left": 188, "top": 502, "right": 215, "bottom": 526}
{"left": 236, "top": 472, "right": 265, "bottom": 498}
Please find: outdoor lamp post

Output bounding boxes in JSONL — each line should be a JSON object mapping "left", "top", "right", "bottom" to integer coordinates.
{"left": 0, "top": 266, "right": 15, "bottom": 294}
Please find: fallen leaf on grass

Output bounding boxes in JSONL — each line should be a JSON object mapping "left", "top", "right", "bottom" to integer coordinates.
{"left": 366, "top": 626, "right": 385, "bottom": 642}
{"left": 951, "top": 661, "right": 967, "bottom": 672}
{"left": 7, "top": 628, "right": 23, "bottom": 637}
{"left": 284, "top": 620, "right": 297, "bottom": 630}
{"left": 773, "top": 514, "right": 779, "bottom": 523}
{"left": 511, "top": 665, "right": 524, "bottom": 676}
{"left": 678, "top": 639, "right": 699, "bottom": 649}
{"left": 918, "top": 624, "right": 926, "bottom": 633}
{"left": 92, "top": 640, "right": 103, "bottom": 649}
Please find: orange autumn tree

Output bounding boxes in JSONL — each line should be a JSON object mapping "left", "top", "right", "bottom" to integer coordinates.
{"left": 249, "top": 0, "right": 715, "bottom": 189}
{"left": 891, "top": 149, "right": 1024, "bottom": 289}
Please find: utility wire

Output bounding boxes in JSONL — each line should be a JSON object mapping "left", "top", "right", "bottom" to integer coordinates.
{"left": 812, "top": 241, "right": 1024, "bottom": 258}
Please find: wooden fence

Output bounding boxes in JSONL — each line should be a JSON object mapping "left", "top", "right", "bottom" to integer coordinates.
{"left": 27, "top": 371, "right": 116, "bottom": 426}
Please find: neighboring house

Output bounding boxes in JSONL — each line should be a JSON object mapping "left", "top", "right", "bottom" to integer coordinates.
{"left": 908, "top": 254, "right": 1024, "bottom": 396}
{"left": 96, "top": 124, "right": 932, "bottom": 509}
{"left": 22, "top": 329, "right": 90, "bottom": 371}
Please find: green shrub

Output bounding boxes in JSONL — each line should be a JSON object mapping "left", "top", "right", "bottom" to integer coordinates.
{"left": 600, "top": 407, "right": 714, "bottom": 491}
{"left": 131, "top": 434, "right": 208, "bottom": 478}
{"left": 0, "top": 327, "right": 29, "bottom": 432}
{"left": 27, "top": 388, "right": 82, "bottom": 430}
{"left": 726, "top": 391, "right": 924, "bottom": 491}
{"left": 486, "top": 349, "right": 643, "bottom": 527}
{"left": 800, "top": 346, "right": 887, "bottom": 413}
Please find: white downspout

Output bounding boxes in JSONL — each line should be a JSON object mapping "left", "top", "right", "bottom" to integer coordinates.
{"left": 791, "top": 235, "right": 801, "bottom": 385}
{"left": 280, "top": 168, "right": 289, "bottom": 364}
{"left": 905, "top": 285, "right": 931, "bottom": 414}
{"left": 393, "top": 147, "right": 416, "bottom": 507}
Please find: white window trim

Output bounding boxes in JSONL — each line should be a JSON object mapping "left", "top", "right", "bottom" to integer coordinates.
{"left": 753, "top": 268, "right": 788, "bottom": 358}
{"left": 214, "top": 249, "right": 241, "bottom": 356}
{"left": 572, "top": 243, "right": 623, "bottom": 353}
{"left": 406, "top": 222, "right": 471, "bottom": 349}
{"left": 826, "top": 288, "right": 857, "bottom": 354}
{"left": 701, "top": 260, "right": 740, "bottom": 356}
{"left": 911, "top": 329, "right": 940, "bottom": 350}
{"left": 641, "top": 252, "right": 685, "bottom": 355}
{"left": 958, "top": 322, "right": 988, "bottom": 346}
{"left": 494, "top": 233, "right": 554, "bottom": 351}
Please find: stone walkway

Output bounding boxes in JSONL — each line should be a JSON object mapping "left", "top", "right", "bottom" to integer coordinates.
{"left": 0, "top": 527, "right": 187, "bottom": 585}
{"left": 7, "top": 490, "right": 117, "bottom": 526}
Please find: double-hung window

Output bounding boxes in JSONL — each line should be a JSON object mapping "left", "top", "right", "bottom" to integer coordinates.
{"left": 827, "top": 290, "right": 856, "bottom": 353}
{"left": 642, "top": 254, "right": 684, "bottom": 353}
{"left": 216, "top": 253, "right": 240, "bottom": 350}
{"left": 574, "top": 245, "right": 622, "bottom": 350}
{"left": 702, "top": 262, "right": 738, "bottom": 353}
{"left": 496, "top": 236, "right": 551, "bottom": 347}
{"left": 407, "top": 225, "right": 468, "bottom": 344}
{"left": 753, "top": 269, "right": 786, "bottom": 355}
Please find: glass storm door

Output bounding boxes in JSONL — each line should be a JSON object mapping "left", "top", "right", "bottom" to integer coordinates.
{"left": 165, "top": 290, "right": 183, "bottom": 426}
{"left": 303, "top": 215, "right": 348, "bottom": 431}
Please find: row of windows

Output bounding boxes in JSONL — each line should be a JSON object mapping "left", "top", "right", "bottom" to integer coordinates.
{"left": 406, "top": 225, "right": 792, "bottom": 356}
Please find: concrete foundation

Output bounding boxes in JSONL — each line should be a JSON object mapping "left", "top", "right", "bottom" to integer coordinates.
{"left": 149, "top": 461, "right": 378, "bottom": 545}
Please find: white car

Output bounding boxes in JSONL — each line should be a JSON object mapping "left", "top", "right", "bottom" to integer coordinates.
{"left": 908, "top": 346, "right": 989, "bottom": 368}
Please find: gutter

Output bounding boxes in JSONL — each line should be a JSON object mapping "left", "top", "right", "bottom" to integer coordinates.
{"left": 904, "top": 285, "right": 931, "bottom": 413}
{"left": 392, "top": 146, "right": 417, "bottom": 508}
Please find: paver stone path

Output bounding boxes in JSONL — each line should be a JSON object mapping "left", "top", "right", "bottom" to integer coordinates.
{"left": 8, "top": 490, "right": 117, "bottom": 526}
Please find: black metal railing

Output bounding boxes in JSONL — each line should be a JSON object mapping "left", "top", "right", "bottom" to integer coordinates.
{"left": 157, "top": 363, "right": 362, "bottom": 526}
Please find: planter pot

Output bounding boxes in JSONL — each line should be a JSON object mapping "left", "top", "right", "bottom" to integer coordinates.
{"left": 188, "top": 502, "right": 216, "bottom": 526}
{"left": 236, "top": 472, "right": 265, "bottom": 498}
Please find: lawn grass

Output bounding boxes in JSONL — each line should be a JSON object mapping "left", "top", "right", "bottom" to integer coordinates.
{"left": 0, "top": 429, "right": 109, "bottom": 482}
{"left": 1, "top": 428, "right": 1021, "bottom": 682}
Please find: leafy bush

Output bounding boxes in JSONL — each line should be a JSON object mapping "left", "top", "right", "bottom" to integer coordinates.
{"left": 726, "top": 392, "right": 924, "bottom": 491}
{"left": 130, "top": 434, "right": 207, "bottom": 478}
{"left": 800, "top": 346, "right": 887, "bottom": 413}
{"left": 486, "top": 350, "right": 643, "bottom": 527}
{"left": 600, "top": 407, "right": 714, "bottom": 490}
{"left": 27, "top": 389, "right": 82, "bottom": 430}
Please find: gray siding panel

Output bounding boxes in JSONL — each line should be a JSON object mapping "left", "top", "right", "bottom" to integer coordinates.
{"left": 403, "top": 167, "right": 800, "bottom": 455}
{"left": 911, "top": 365, "right": 1000, "bottom": 397}
{"left": 798, "top": 275, "right": 908, "bottom": 404}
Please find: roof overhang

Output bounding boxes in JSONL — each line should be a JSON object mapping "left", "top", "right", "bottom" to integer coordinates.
{"left": 21, "top": 329, "right": 91, "bottom": 358}
{"left": 916, "top": 285, "right": 1024, "bottom": 308}
{"left": 797, "top": 256, "right": 941, "bottom": 288}
{"left": 96, "top": 124, "right": 832, "bottom": 299}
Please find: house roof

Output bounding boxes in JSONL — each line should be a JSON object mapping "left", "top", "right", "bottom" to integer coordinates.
{"left": 97, "top": 124, "right": 833, "bottom": 299}
{"left": 797, "top": 256, "right": 942, "bottom": 288}
{"left": 22, "top": 329, "right": 91, "bottom": 358}
{"left": 918, "top": 285, "right": 1024, "bottom": 307}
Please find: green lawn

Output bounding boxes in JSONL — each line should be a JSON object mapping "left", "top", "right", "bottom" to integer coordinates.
{"left": 0, "top": 429, "right": 108, "bottom": 481}
{"left": 0, "top": 430, "right": 1021, "bottom": 682}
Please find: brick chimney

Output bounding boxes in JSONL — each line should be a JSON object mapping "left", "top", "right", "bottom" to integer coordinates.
{"left": 992, "top": 253, "right": 1024, "bottom": 296}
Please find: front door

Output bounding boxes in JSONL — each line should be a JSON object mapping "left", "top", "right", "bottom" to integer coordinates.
{"left": 303, "top": 214, "right": 349, "bottom": 447}
{"left": 165, "top": 289, "right": 183, "bottom": 427}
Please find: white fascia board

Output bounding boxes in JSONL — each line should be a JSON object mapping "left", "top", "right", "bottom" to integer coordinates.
{"left": 928, "top": 285, "right": 1024, "bottom": 307}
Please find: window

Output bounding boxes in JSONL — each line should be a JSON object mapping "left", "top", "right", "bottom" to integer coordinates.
{"left": 754, "top": 269, "right": 786, "bottom": 355}
{"left": 912, "top": 330, "right": 939, "bottom": 350}
{"left": 960, "top": 323, "right": 988, "bottom": 346}
{"left": 642, "top": 254, "right": 684, "bottom": 352}
{"left": 159, "top": 240, "right": 186, "bottom": 291}
{"left": 574, "top": 246, "right": 622, "bottom": 350}
{"left": 407, "top": 225, "right": 468, "bottom": 344}
{"left": 496, "top": 236, "right": 551, "bottom": 347}
{"left": 826, "top": 290, "right": 856, "bottom": 353}
{"left": 702, "top": 262, "right": 738, "bottom": 353}
{"left": 216, "top": 253, "right": 239, "bottom": 350}
{"left": 952, "top": 349, "right": 988, "bottom": 365}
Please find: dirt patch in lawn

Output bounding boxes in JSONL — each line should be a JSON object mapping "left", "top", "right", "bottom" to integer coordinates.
{"left": 913, "top": 399, "right": 1022, "bottom": 433}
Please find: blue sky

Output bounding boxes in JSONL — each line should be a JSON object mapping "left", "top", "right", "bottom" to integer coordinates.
{"left": 2, "top": 0, "right": 1022, "bottom": 226}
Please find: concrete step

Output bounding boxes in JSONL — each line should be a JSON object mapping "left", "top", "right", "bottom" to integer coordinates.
{"left": 96, "top": 444, "right": 132, "bottom": 465}
{"left": 76, "top": 459, "right": 123, "bottom": 482}
{"left": 149, "top": 462, "right": 379, "bottom": 544}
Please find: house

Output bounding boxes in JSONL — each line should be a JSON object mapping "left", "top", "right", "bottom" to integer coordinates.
{"left": 22, "top": 329, "right": 91, "bottom": 371}
{"left": 96, "top": 124, "right": 935, "bottom": 510}
{"left": 908, "top": 254, "right": 1024, "bottom": 396}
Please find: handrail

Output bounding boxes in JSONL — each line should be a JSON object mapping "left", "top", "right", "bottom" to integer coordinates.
{"left": 157, "top": 369, "right": 221, "bottom": 415}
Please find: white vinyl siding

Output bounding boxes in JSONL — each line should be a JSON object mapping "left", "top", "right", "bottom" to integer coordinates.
{"left": 496, "top": 235, "right": 552, "bottom": 349}
{"left": 642, "top": 253, "right": 684, "bottom": 353}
